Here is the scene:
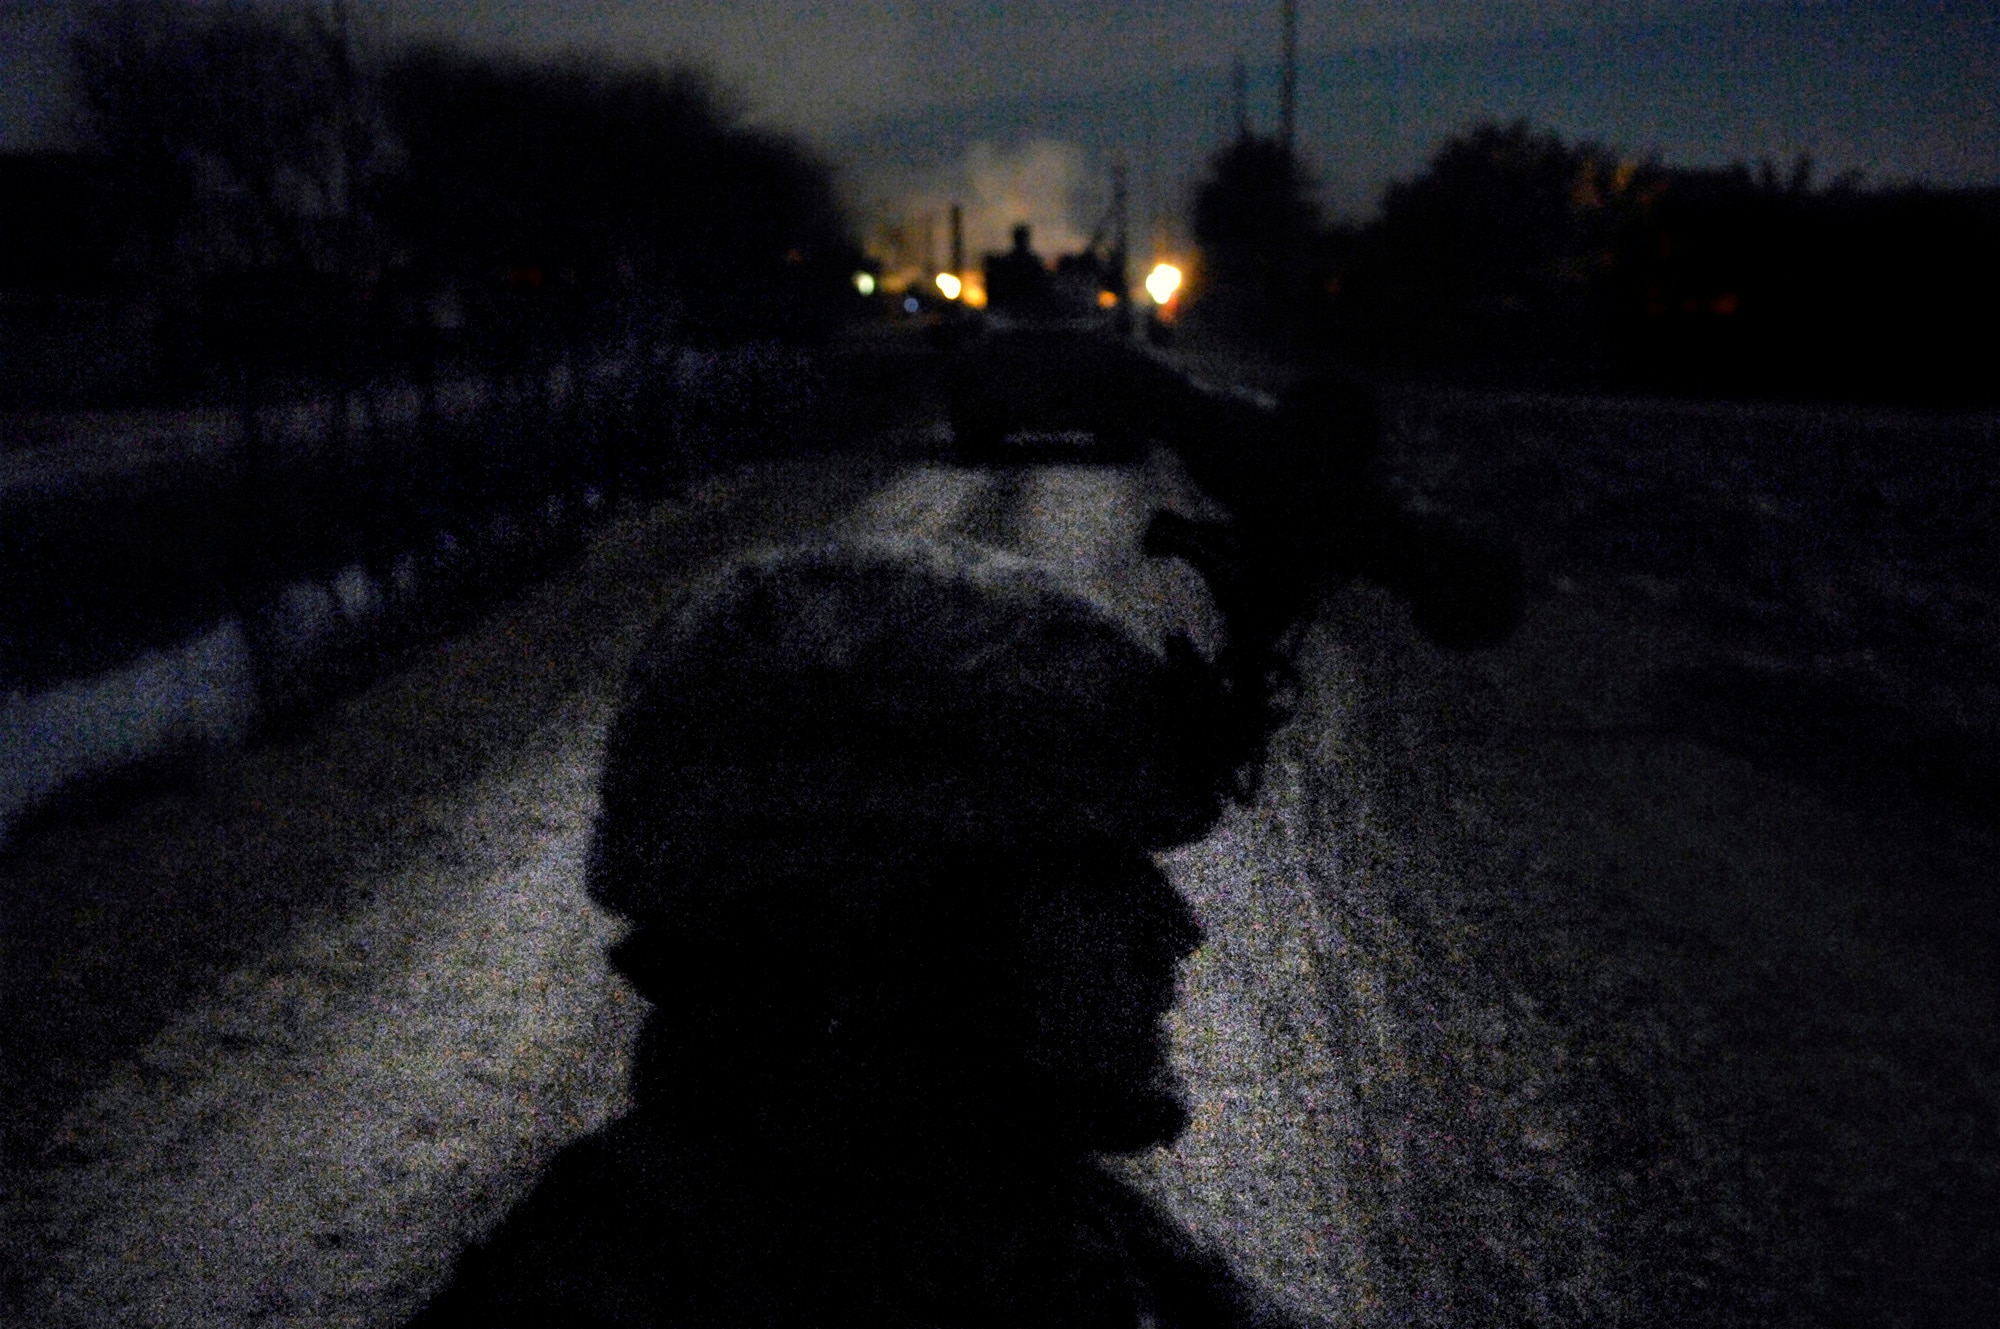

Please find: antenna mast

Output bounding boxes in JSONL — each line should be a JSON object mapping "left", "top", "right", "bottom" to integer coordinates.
{"left": 1279, "top": 0, "right": 1297, "bottom": 151}
{"left": 1111, "top": 160, "right": 1130, "bottom": 335}
{"left": 1232, "top": 56, "right": 1249, "bottom": 141}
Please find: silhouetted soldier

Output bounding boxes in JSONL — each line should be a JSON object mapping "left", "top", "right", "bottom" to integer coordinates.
{"left": 1137, "top": 368, "right": 1525, "bottom": 658}
{"left": 408, "top": 536, "right": 1296, "bottom": 1328}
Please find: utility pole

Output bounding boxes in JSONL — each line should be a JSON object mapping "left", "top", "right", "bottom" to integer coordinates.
{"left": 328, "top": 0, "right": 356, "bottom": 460}
{"left": 1111, "top": 159, "right": 1130, "bottom": 336}
{"left": 949, "top": 203, "right": 964, "bottom": 278}
{"left": 1232, "top": 56, "right": 1250, "bottom": 142}
{"left": 1279, "top": 0, "right": 1298, "bottom": 152}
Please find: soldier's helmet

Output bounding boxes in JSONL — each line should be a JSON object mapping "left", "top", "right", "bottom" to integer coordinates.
{"left": 589, "top": 535, "right": 1260, "bottom": 926}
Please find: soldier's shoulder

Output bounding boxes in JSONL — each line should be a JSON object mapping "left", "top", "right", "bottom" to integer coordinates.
{"left": 403, "top": 1118, "right": 701, "bottom": 1328}
{"left": 1078, "top": 1166, "right": 1308, "bottom": 1329}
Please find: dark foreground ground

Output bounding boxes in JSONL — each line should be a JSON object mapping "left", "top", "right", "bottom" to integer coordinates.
{"left": 1311, "top": 387, "right": 2000, "bottom": 1326}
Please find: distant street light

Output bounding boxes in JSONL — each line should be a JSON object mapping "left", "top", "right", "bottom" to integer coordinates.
{"left": 1145, "top": 263, "right": 1183, "bottom": 305}
{"left": 935, "top": 272, "right": 963, "bottom": 300}
{"left": 854, "top": 271, "right": 877, "bottom": 296}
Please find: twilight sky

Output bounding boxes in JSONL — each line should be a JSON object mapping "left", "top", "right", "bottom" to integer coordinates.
{"left": 4, "top": 1, "right": 1994, "bottom": 246}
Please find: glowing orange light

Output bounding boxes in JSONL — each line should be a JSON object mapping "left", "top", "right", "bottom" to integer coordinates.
{"left": 1097, "top": 289, "right": 1119, "bottom": 309}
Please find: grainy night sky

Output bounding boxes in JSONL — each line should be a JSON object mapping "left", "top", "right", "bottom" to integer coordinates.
{"left": 3, "top": 2, "right": 1995, "bottom": 228}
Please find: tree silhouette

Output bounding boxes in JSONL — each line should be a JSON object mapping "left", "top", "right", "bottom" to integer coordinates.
{"left": 71, "top": 2, "right": 859, "bottom": 395}
{"left": 73, "top": 0, "right": 391, "bottom": 388}
{"left": 1331, "top": 120, "right": 1654, "bottom": 383}
{"left": 1323, "top": 118, "right": 2000, "bottom": 403}
{"left": 380, "top": 48, "right": 854, "bottom": 351}
{"left": 1191, "top": 134, "right": 1323, "bottom": 339}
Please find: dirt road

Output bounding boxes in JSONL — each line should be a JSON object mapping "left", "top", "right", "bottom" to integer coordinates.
{"left": 4, "top": 429, "right": 1368, "bottom": 1328}
{"left": 7, "top": 380, "right": 1993, "bottom": 1328}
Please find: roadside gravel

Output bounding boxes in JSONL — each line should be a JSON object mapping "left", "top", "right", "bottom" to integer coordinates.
{"left": 1306, "top": 562, "right": 2000, "bottom": 1327}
